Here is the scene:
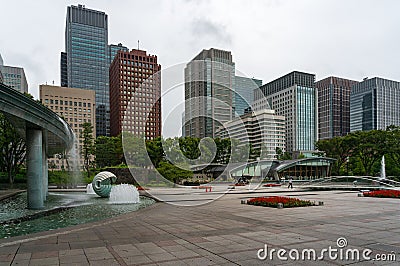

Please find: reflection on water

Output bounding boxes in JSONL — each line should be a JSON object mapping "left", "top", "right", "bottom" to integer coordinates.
{"left": 0, "top": 192, "right": 155, "bottom": 238}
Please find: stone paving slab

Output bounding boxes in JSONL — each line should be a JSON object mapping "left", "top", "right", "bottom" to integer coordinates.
{"left": 0, "top": 189, "right": 399, "bottom": 265}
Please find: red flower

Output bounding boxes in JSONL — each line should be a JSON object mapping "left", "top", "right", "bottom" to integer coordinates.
{"left": 363, "top": 190, "right": 400, "bottom": 198}
{"left": 247, "top": 196, "right": 314, "bottom": 208}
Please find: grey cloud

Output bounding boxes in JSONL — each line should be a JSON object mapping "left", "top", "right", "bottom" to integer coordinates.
{"left": 191, "top": 18, "right": 232, "bottom": 45}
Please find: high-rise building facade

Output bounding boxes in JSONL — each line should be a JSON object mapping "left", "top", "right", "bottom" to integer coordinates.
{"left": 184, "top": 48, "right": 235, "bottom": 138}
{"left": 60, "top": 52, "right": 68, "bottom": 87}
{"left": 40, "top": 85, "right": 96, "bottom": 170}
{"left": 316, "top": 77, "right": 358, "bottom": 140}
{"left": 234, "top": 76, "right": 262, "bottom": 116}
{"left": 216, "top": 109, "right": 285, "bottom": 158}
{"left": 63, "top": 4, "right": 109, "bottom": 137}
{"left": 109, "top": 49, "right": 161, "bottom": 139}
{"left": 350, "top": 77, "right": 400, "bottom": 132}
{"left": 0, "top": 54, "right": 28, "bottom": 93}
{"left": 254, "top": 71, "right": 317, "bottom": 154}
{"left": 108, "top": 43, "right": 128, "bottom": 64}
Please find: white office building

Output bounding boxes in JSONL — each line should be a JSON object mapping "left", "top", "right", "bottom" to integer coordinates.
{"left": 216, "top": 109, "right": 285, "bottom": 159}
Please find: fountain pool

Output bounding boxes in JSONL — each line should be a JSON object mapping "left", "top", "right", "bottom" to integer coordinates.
{"left": 0, "top": 192, "right": 155, "bottom": 239}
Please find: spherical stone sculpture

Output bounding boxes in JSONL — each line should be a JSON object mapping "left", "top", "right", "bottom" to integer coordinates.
{"left": 92, "top": 171, "right": 117, "bottom": 198}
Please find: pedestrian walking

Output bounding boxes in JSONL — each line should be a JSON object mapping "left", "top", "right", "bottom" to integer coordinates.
{"left": 288, "top": 177, "right": 293, "bottom": 189}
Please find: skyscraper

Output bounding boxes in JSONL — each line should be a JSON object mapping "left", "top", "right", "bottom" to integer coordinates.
{"left": 316, "top": 77, "right": 358, "bottom": 140}
{"left": 63, "top": 4, "right": 109, "bottom": 136}
{"left": 234, "top": 76, "right": 262, "bottom": 116}
{"left": 184, "top": 48, "right": 235, "bottom": 138}
{"left": 108, "top": 43, "right": 128, "bottom": 64}
{"left": 0, "top": 53, "right": 28, "bottom": 93}
{"left": 109, "top": 49, "right": 161, "bottom": 139}
{"left": 254, "top": 71, "right": 317, "bottom": 154}
{"left": 350, "top": 77, "right": 400, "bottom": 132}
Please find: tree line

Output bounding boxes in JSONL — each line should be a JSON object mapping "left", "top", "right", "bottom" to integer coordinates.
{"left": 315, "top": 126, "right": 400, "bottom": 178}
{"left": 3, "top": 116, "right": 400, "bottom": 185}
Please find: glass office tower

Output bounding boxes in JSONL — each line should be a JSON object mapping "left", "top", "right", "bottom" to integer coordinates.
{"left": 255, "top": 71, "right": 317, "bottom": 154}
{"left": 350, "top": 77, "right": 400, "bottom": 132}
{"left": 64, "top": 4, "right": 109, "bottom": 136}
{"left": 108, "top": 43, "right": 128, "bottom": 64}
{"left": 184, "top": 48, "right": 235, "bottom": 138}
{"left": 234, "top": 76, "right": 262, "bottom": 116}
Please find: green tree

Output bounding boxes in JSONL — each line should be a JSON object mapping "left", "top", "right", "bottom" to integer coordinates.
{"left": 315, "top": 136, "right": 355, "bottom": 175}
{"left": 122, "top": 132, "right": 149, "bottom": 167}
{"left": 95, "top": 135, "right": 123, "bottom": 168}
{"left": 0, "top": 114, "right": 26, "bottom": 185}
{"left": 298, "top": 152, "right": 306, "bottom": 159}
{"left": 213, "top": 138, "right": 230, "bottom": 163}
{"left": 156, "top": 161, "right": 192, "bottom": 183}
{"left": 386, "top": 125, "right": 400, "bottom": 171}
{"left": 146, "top": 137, "right": 164, "bottom": 168}
{"left": 351, "top": 130, "right": 386, "bottom": 176}
{"left": 162, "top": 137, "right": 186, "bottom": 165}
{"left": 275, "top": 147, "right": 292, "bottom": 160}
{"left": 80, "top": 122, "right": 94, "bottom": 177}
{"left": 276, "top": 147, "right": 284, "bottom": 159}
{"left": 178, "top": 137, "right": 201, "bottom": 160}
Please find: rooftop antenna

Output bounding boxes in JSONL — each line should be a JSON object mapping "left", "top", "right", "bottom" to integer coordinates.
{"left": 138, "top": 40, "right": 140, "bottom": 50}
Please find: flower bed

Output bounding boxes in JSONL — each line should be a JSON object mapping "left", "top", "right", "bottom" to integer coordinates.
{"left": 247, "top": 196, "right": 315, "bottom": 208}
{"left": 263, "top": 183, "right": 281, "bottom": 187}
{"left": 363, "top": 190, "right": 400, "bottom": 198}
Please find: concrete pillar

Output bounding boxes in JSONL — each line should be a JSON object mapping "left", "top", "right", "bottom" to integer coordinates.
{"left": 26, "top": 129, "right": 44, "bottom": 209}
{"left": 42, "top": 141, "right": 48, "bottom": 201}
{"left": 42, "top": 131, "right": 48, "bottom": 200}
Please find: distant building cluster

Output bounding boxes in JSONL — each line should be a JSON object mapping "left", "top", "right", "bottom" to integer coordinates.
{"left": 2, "top": 3, "right": 400, "bottom": 168}
{"left": 184, "top": 48, "right": 400, "bottom": 159}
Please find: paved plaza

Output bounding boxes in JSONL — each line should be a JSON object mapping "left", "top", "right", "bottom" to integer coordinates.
{"left": 0, "top": 187, "right": 399, "bottom": 265}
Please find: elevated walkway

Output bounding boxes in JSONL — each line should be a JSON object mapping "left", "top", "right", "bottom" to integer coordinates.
{"left": 0, "top": 83, "right": 74, "bottom": 209}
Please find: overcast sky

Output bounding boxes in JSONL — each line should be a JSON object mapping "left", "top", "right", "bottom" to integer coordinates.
{"left": 1, "top": 0, "right": 400, "bottom": 137}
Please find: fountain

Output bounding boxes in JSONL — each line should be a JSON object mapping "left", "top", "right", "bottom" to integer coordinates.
{"left": 86, "top": 183, "right": 96, "bottom": 195}
{"left": 1, "top": 173, "right": 149, "bottom": 239}
{"left": 68, "top": 137, "right": 82, "bottom": 186}
{"left": 109, "top": 184, "right": 140, "bottom": 204}
{"left": 380, "top": 155, "right": 386, "bottom": 180}
{"left": 92, "top": 171, "right": 117, "bottom": 197}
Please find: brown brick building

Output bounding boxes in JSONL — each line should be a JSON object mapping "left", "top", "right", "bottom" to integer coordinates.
{"left": 316, "top": 77, "right": 358, "bottom": 140}
{"left": 109, "top": 49, "right": 161, "bottom": 139}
